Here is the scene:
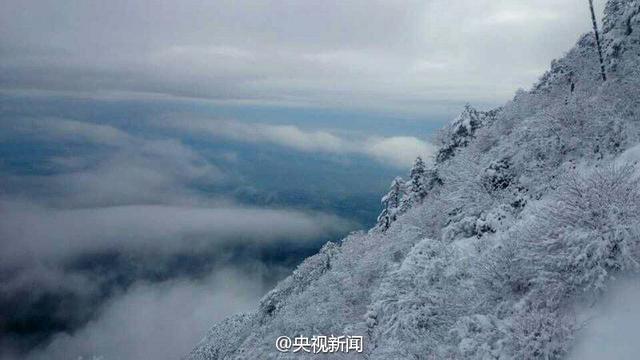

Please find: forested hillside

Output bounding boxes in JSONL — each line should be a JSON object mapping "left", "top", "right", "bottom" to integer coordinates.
{"left": 186, "top": 1, "right": 640, "bottom": 358}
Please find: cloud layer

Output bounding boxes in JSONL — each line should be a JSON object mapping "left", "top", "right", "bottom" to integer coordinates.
{"left": 0, "top": 201, "right": 353, "bottom": 266}
{"left": 0, "top": 0, "right": 605, "bottom": 115}
{"left": 160, "top": 117, "right": 434, "bottom": 167}
{"left": 0, "top": 114, "right": 357, "bottom": 359}
{"left": 24, "top": 269, "right": 267, "bottom": 360}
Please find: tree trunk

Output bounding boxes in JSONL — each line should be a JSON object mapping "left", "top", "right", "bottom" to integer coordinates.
{"left": 589, "top": 0, "right": 607, "bottom": 81}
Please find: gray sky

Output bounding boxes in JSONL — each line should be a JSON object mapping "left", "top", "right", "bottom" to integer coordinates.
{"left": 0, "top": 0, "right": 605, "bottom": 116}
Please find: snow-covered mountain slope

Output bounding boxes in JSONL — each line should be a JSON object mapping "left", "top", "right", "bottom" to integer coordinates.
{"left": 186, "top": 1, "right": 640, "bottom": 358}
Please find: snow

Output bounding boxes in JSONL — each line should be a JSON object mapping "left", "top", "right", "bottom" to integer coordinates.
{"left": 618, "top": 143, "right": 640, "bottom": 164}
{"left": 568, "top": 277, "right": 640, "bottom": 360}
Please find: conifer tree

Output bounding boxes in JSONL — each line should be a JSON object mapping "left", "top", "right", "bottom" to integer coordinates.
{"left": 376, "top": 177, "right": 405, "bottom": 231}
{"left": 408, "top": 156, "right": 427, "bottom": 201}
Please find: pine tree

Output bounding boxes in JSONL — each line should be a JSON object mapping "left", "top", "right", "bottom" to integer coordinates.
{"left": 408, "top": 157, "right": 427, "bottom": 200}
{"left": 376, "top": 177, "right": 405, "bottom": 231}
{"left": 398, "top": 157, "right": 429, "bottom": 213}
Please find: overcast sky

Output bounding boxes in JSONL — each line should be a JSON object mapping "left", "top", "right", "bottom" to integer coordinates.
{"left": 0, "top": 0, "right": 605, "bottom": 116}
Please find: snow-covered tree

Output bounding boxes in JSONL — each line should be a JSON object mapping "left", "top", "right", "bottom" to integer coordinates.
{"left": 408, "top": 156, "right": 427, "bottom": 199}
{"left": 376, "top": 177, "right": 405, "bottom": 231}
{"left": 522, "top": 163, "right": 640, "bottom": 293}
{"left": 436, "top": 104, "right": 484, "bottom": 163}
{"left": 398, "top": 157, "right": 428, "bottom": 214}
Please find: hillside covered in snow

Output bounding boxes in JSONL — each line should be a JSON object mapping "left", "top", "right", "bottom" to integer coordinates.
{"left": 186, "top": 1, "right": 640, "bottom": 358}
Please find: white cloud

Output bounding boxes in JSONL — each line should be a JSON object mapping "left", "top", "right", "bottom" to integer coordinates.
{"left": 0, "top": 115, "right": 356, "bottom": 283}
{"left": 160, "top": 117, "right": 433, "bottom": 167}
{"left": 481, "top": 8, "right": 560, "bottom": 25}
{"left": 0, "top": 200, "right": 354, "bottom": 266}
{"left": 1, "top": 117, "right": 223, "bottom": 206}
{"left": 49, "top": 139, "right": 222, "bottom": 207}
{"left": 0, "top": 117, "right": 134, "bottom": 146}
{"left": 25, "top": 269, "right": 267, "bottom": 360}
{"left": 191, "top": 119, "right": 346, "bottom": 153}
{"left": 364, "top": 136, "right": 435, "bottom": 167}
